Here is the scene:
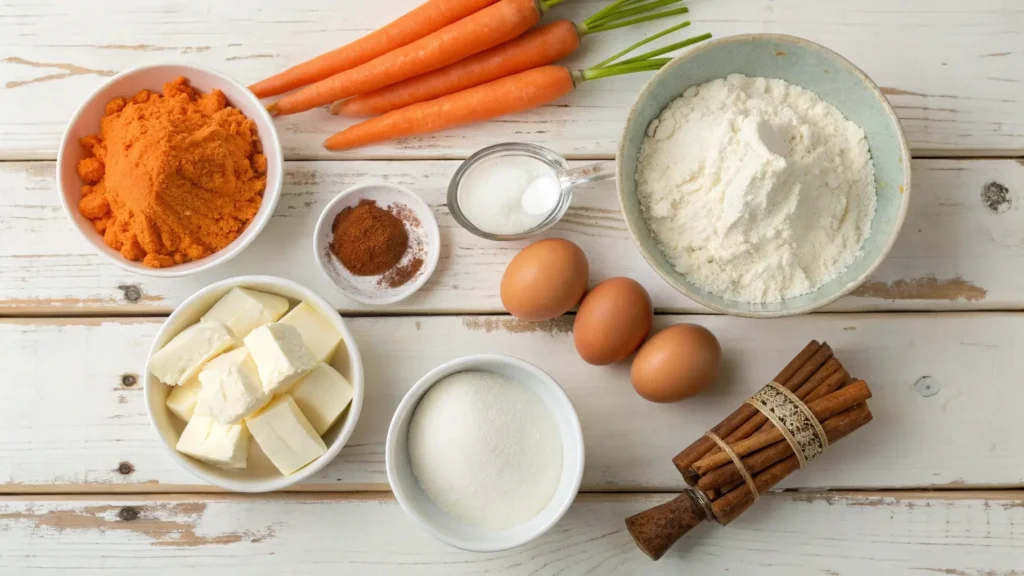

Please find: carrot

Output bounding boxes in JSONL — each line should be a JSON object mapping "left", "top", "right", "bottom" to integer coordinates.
{"left": 249, "top": 0, "right": 499, "bottom": 99}
{"left": 332, "top": 21, "right": 580, "bottom": 117}
{"left": 269, "top": 0, "right": 553, "bottom": 117}
{"left": 322, "top": 31, "right": 713, "bottom": 151}
{"left": 331, "top": 2, "right": 692, "bottom": 117}
{"left": 324, "top": 66, "right": 573, "bottom": 150}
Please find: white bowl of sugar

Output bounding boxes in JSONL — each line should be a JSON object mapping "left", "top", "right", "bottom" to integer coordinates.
{"left": 385, "top": 354, "right": 585, "bottom": 552}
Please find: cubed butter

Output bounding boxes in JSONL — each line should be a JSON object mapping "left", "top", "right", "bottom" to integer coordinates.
{"left": 197, "top": 347, "right": 270, "bottom": 424}
{"left": 245, "top": 394, "right": 327, "bottom": 475}
{"left": 201, "top": 287, "right": 290, "bottom": 340}
{"left": 278, "top": 302, "right": 343, "bottom": 363}
{"left": 149, "top": 322, "right": 235, "bottom": 386}
{"left": 176, "top": 414, "right": 250, "bottom": 469}
{"left": 166, "top": 376, "right": 202, "bottom": 422}
{"left": 243, "top": 323, "right": 317, "bottom": 395}
{"left": 289, "top": 362, "right": 354, "bottom": 435}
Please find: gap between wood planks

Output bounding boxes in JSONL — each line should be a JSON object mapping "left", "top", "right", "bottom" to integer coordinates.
{"left": 1, "top": 489, "right": 1023, "bottom": 501}
{"left": 1, "top": 155, "right": 1022, "bottom": 165}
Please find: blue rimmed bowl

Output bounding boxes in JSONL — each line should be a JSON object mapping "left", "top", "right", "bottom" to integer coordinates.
{"left": 616, "top": 34, "right": 911, "bottom": 318}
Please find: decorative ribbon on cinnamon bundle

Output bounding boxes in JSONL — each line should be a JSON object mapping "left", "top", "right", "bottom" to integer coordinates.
{"left": 625, "top": 341, "right": 874, "bottom": 561}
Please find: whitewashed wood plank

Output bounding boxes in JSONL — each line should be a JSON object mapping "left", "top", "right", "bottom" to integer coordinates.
{"left": 1, "top": 313, "right": 1021, "bottom": 491}
{"left": 1, "top": 0, "right": 1021, "bottom": 160}
{"left": 0, "top": 492, "right": 1021, "bottom": 574}
{"left": 2, "top": 159, "right": 1020, "bottom": 314}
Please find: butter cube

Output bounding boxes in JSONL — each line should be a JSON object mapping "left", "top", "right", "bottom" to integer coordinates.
{"left": 149, "top": 322, "right": 235, "bottom": 386}
{"left": 166, "top": 376, "right": 202, "bottom": 422}
{"left": 176, "top": 414, "right": 250, "bottom": 469}
{"left": 243, "top": 323, "right": 317, "bottom": 395}
{"left": 289, "top": 363, "right": 354, "bottom": 435}
{"left": 279, "top": 302, "right": 343, "bottom": 363}
{"left": 201, "top": 287, "right": 290, "bottom": 340}
{"left": 246, "top": 395, "right": 327, "bottom": 475}
{"left": 197, "top": 347, "right": 270, "bottom": 424}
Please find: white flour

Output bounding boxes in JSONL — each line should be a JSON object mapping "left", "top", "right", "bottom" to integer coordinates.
{"left": 636, "top": 74, "right": 876, "bottom": 303}
{"left": 408, "top": 371, "right": 562, "bottom": 530}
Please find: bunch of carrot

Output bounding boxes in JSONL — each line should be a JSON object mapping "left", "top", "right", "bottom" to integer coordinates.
{"left": 250, "top": 0, "right": 711, "bottom": 150}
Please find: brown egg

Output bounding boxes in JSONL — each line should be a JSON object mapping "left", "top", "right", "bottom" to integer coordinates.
{"left": 631, "top": 324, "right": 721, "bottom": 403}
{"left": 501, "top": 238, "right": 589, "bottom": 322}
{"left": 573, "top": 277, "right": 652, "bottom": 365}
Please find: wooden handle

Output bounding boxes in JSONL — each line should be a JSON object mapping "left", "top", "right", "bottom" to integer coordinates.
{"left": 624, "top": 490, "right": 708, "bottom": 561}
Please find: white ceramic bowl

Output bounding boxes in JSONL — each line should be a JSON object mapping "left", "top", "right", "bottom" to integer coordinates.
{"left": 386, "top": 354, "right": 585, "bottom": 552}
{"left": 313, "top": 182, "right": 440, "bottom": 305}
{"left": 144, "top": 275, "right": 364, "bottom": 492}
{"left": 57, "top": 63, "right": 283, "bottom": 277}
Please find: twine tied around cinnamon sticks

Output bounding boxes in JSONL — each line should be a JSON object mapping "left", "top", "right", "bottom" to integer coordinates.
{"left": 625, "top": 340, "right": 875, "bottom": 561}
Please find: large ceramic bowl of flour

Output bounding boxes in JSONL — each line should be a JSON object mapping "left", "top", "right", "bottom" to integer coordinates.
{"left": 617, "top": 34, "right": 911, "bottom": 317}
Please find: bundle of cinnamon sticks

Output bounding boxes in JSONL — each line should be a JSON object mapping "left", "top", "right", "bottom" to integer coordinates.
{"left": 626, "top": 340, "right": 874, "bottom": 560}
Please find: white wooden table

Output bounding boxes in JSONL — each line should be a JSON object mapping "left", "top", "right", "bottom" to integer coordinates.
{"left": 2, "top": 1, "right": 1023, "bottom": 573}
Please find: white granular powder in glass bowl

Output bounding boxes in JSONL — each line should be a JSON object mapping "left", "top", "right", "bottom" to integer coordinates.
{"left": 636, "top": 74, "right": 877, "bottom": 303}
{"left": 408, "top": 370, "right": 562, "bottom": 530}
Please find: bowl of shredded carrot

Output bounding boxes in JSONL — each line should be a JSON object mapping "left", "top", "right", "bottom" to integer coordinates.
{"left": 57, "top": 63, "right": 283, "bottom": 276}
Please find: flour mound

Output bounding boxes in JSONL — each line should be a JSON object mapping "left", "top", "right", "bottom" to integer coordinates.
{"left": 636, "top": 74, "right": 876, "bottom": 303}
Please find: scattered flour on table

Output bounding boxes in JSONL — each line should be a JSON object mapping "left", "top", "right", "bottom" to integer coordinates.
{"left": 408, "top": 370, "right": 562, "bottom": 530}
{"left": 636, "top": 74, "right": 877, "bottom": 303}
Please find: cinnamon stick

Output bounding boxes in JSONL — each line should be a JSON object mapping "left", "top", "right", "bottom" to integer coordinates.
{"left": 710, "top": 479, "right": 743, "bottom": 502}
{"left": 713, "top": 344, "right": 834, "bottom": 449}
{"left": 793, "top": 357, "right": 843, "bottom": 399}
{"left": 750, "top": 367, "right": 850, "bottom": 438}
{"left": 690, "top": 380, "right": 871, "bottom": 476}
{"left": 696, "top": 387, "right": 873, "bottom": 491}
{"left": 672, "top": 341, "right": 821, "bottom": 476}
{"left": 802, "top": 370, "right": 852, "bottom": 404}
{"left": 711, "top": 402, "right": 873, "bottom": 524}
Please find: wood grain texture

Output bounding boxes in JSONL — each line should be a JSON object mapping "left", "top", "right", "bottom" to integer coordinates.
{"left": 1, "top": 492, "right": 1022, "bottom": 574}
{"left": 1, "top": 313, "right": 1021, "bottom": 492}
{"left": 2, "top": 159, "right": 1021, "bottom": 314}
{"left": 1, "top": 0, "right": 1022, "bottom": 159}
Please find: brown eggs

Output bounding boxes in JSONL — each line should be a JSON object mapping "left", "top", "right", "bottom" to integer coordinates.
{"left": 573, "top": 277, "right": 652, "bottom": 365}
{"left": 501, "top": 238, "right": 589, "bottom": 322}
{"left": 631, "top": 324, "right": 721, "bottom": 403}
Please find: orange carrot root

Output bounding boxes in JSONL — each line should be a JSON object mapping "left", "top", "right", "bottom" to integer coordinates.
{"left": 249, "top": 0, "right": 498, "bottom": 99}
{"left": 272, "top": 0, "right": 542, "bottom": 116}
{"left": 323, "top": 65, "right": 575, "bottom": 151}
{"left": 332, "top": 20, "right": 580, "bottom": 117}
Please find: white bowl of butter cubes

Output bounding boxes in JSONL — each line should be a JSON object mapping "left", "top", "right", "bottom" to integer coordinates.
{"left": 144, "top": 275, "right": 364, "bottom": 492}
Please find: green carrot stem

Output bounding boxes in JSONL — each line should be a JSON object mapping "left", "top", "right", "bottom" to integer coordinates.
{"left": 585, "top": 6, "right": 689, "bottom": 34}
{"left": 581, "top": 5, "right": 689, "bottom": 36}
{"left": 540, "top": 0, "right": 569, "bottom": 9}
{"left": 592, "top": 20, "right": 692, "bottom": 67}
{"left": 588, "top": 0, "right": 684, "bottom": 27}
{"left": 613, "top": 32, "right": 713, "bottom": 65}
{"left": 582, "top": 0, "right": 634, "bottom": 27}
{"left": 581, "top": 58, "right": 671, "bottom": 81}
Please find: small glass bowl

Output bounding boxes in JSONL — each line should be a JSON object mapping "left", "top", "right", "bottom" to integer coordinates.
{"left": 447, "top": 143, "right": 615, "bottom": 241}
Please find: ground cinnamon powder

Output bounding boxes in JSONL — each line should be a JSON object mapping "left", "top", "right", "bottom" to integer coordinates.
{"left": 331, "top": 199, "right": 409, "bottom": 276}
{"left": 77, "top": 76, "right": 266, "bottom": 268}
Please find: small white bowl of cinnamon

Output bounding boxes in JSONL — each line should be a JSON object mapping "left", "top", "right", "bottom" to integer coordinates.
{"left": 57, "top": 63, "right": 283, "bottom": 277}
{"left": 313, "top": 182, "right": 440, "bottom": 306}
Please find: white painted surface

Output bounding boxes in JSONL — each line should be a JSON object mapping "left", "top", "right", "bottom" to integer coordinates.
{"left": 2, "top": 1, "right": 1023, "bottom": 570}
{"left": 1, "top": 159, "right": 1020, "bottom": 314}
{"left": 0, "top": 493, "right": 1022, "bottom": 574}
{"left": 2, "top": 0, "right": 1022, "bottom": 159}
{"left": 1, "top": 314, "right": 1020, "bottom": 491}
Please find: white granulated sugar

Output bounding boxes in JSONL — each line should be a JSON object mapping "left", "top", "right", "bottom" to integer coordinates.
{"left": 636, "top": 74, "right": 877, "bottom": 303}
{"left": 408, "top": 370, "right": 562, "bottom": 530}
